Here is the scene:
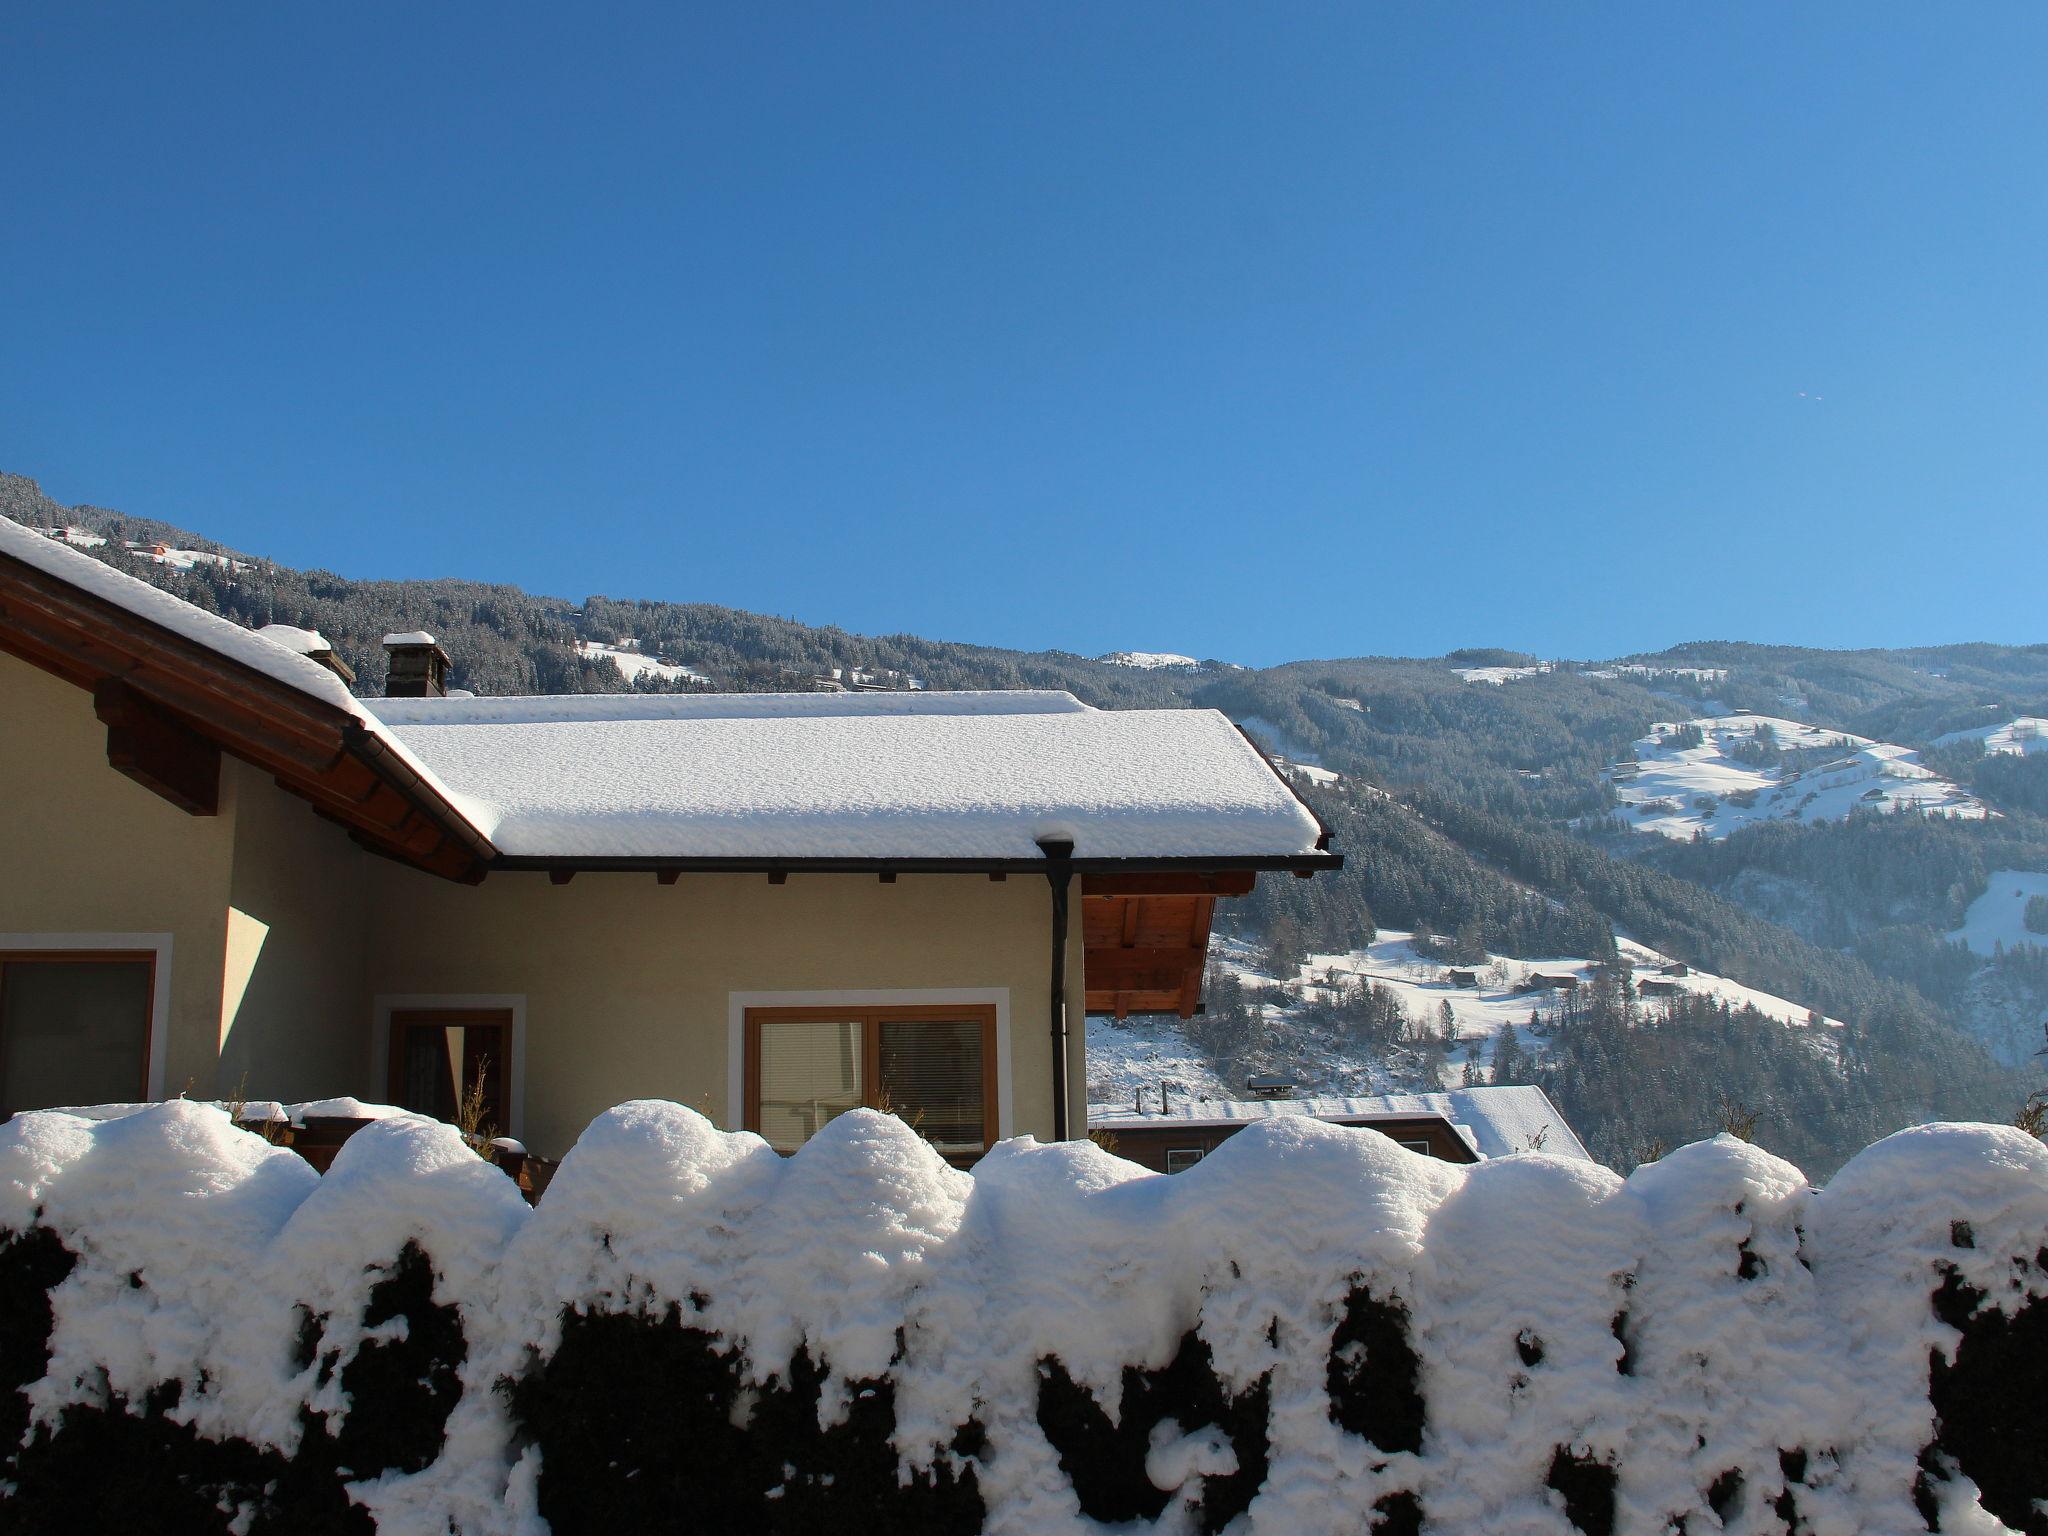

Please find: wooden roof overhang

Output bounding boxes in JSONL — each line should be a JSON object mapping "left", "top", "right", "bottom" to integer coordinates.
{"left": 0, "top": 549, "right": 497, "bottom": 883}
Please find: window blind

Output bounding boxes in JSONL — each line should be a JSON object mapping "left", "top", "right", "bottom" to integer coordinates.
{"left": 877, "top": 1017, "right": 985, "bottom": 1155}
{"left": 756, "top": 1018, "right": 864, "bottom": 1153}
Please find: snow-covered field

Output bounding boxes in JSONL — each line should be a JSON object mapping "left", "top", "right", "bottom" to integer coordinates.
{"left": 127, "top": 542, "right": 247, "bottom": 573}
{"left": 1606, "top": 714, "right": 1985, "bottom": 840}
{"left": 575, "top": 638, "right": 709, "bottom": 686}
{"left": 1934, "top": 716, "right": 2048, "bottom": 757}
{"left": 1949, "top": 870, "right": 2048, "bottom": 956}
{"left": 1089, "top": 929, "right": 1836, "bottom": 1115}
{"left": 1452, "top": 662, "right": 1552, "bottom": 685}
{"left": 29, "top": 524, "right": 107, "bottom": 548}
{"left": 1099, "top": 650, "right": 1201, "bottom": 670}
{"left": 1584, "top": 663, "right": 1728, "bottom": 685}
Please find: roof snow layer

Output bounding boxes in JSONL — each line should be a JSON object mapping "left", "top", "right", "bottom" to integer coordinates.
{"left": 366, "top": 691, "right": 1327, "bottom": 861}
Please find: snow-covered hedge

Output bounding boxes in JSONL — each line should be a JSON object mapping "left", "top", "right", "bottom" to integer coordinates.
{"left": 1, "top": 1102, "right": 2045, "bottom": 1536}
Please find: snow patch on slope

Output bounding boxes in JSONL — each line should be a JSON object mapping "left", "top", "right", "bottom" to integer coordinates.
{"left": 1100, "top": 650, "right": 1203, "bottom": 670}
{"left": 1949, "top": 870, "right": 2048, "bottom": 957}
{"left": 1453, "top": 662, "right": 1553, "bottom": 685}
{"left": 1934, "top": 716, "right": 2048, "bottom": 757}
{"left": 575, "top": 638, "right": 709, "bottom": 686}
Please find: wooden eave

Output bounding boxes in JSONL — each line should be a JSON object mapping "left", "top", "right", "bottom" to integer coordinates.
{"left": 0, "top": 550, "right": 497, "bottom": 883}
{"left": 1080, "top": 870, "right": 1256, "bottom": 1020}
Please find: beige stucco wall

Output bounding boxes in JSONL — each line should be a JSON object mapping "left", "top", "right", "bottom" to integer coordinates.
{"left": 1, "top": 651, "right": 381, "bottom": 1103}
{"left": 363, "top": 862, "right": 1087, "bottom": 1158}
{"left": 0, "top": 649, "right": 236, "bottom": 1097}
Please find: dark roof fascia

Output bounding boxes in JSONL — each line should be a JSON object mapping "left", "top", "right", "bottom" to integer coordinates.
{"left": 492, "top": 851, "right": 1344, "bottom": 878}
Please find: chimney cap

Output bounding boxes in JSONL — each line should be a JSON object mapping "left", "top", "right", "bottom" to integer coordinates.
{"left": 383, "top": 630, "right": 440, "bottom": 649}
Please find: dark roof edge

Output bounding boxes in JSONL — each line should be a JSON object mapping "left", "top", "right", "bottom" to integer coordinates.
{"left": 492, "top": 851, "right": 1344, "bottom": 876}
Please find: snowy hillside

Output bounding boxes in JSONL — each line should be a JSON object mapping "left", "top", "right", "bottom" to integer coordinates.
{"left": 1934, "top": 716, "right": 2048, "bottom": 757}
{"left": 1606, "top": 714, "right": 1985, "bottom": 840}
{"left": 575, "top": 638, "right": 710, "bottom": 686}
{"left": 1088, "top": 928, "right": 1838, "bottom": 1115}
{"left": 1949, "top": 870, "right": 2048, "bottom": 956}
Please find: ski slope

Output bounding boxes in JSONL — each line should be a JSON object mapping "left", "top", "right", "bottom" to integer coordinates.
{"left": 1607, "top": 714, "right": 1985, "bottom": 840}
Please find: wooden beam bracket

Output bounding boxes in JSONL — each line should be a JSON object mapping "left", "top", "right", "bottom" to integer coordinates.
{"left": 93, "top": 679, "right": 220, "bottom": 816}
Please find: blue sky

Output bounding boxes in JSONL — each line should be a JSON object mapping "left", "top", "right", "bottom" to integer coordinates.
{"left": 4, "top": 5, "right": 2044, "bottom": 667}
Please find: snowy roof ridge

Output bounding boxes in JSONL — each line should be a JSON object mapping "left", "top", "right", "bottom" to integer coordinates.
{"left": 366, "top": 689, "right": 1092, "bottom": 728}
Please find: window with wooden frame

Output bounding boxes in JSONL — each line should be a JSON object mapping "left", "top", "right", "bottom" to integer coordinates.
{"left": 0, "top": 952, "right": 155, "bottom": 1116}
{"left": 744, "top": 1004, "right": 999, "bottom": 1164}
{"left": 386, "top": 1008, "right": 512, "bottom": 1136}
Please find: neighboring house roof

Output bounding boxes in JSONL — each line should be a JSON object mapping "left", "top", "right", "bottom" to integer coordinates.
{"left": 1089, "top": 1086, "right": 1593, "bottom": 1162}
{"left": 1, "top": 513, "right": 1337, "bottom": 877}
{"left": 364, "top": 690, "right": 1330, "bottom": 862}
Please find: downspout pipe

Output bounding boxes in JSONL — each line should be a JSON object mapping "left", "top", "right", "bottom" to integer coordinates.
{"left": 1038, "top": 837, "right": 1076, "bottom": 1142}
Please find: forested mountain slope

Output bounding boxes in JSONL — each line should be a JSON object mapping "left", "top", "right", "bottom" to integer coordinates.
{"left": 6, "top": 471, "right": 2042, "bottom": 1171}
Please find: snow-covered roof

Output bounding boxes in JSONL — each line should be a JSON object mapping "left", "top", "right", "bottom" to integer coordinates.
{"left": 1089, "top": 1087, "right": 1592, "bottom": 1162}
{"left": 364, "top": 690, "right": 1329, "bottom": 862}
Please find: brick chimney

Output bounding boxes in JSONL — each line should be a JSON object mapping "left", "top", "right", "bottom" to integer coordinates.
{"left": 382, "top": 631, "right": 451, "bottom": 698}
{"left": 256, "top": 624, "right": 356, "bottom": 686}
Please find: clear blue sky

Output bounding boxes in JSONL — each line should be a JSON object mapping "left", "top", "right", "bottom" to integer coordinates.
{"left": 4, "top": 5, "right": 2044, "bottom": 666}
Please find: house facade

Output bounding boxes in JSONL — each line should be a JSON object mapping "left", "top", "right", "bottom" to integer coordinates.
{"left": 0, "top": 518, "right": 1338, "bottom": 1157}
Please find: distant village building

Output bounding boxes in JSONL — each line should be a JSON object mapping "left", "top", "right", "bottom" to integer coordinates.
{"left": 1091, "top": 1087, "right": 1593, "bottom": 1173}
{"left": 1445, "top": 968, "right": 1480, "bottom": 988}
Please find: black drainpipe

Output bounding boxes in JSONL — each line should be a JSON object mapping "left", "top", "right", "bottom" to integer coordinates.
{"left": 1037, "top": 837, "right": 1075, "bottom": 1142}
